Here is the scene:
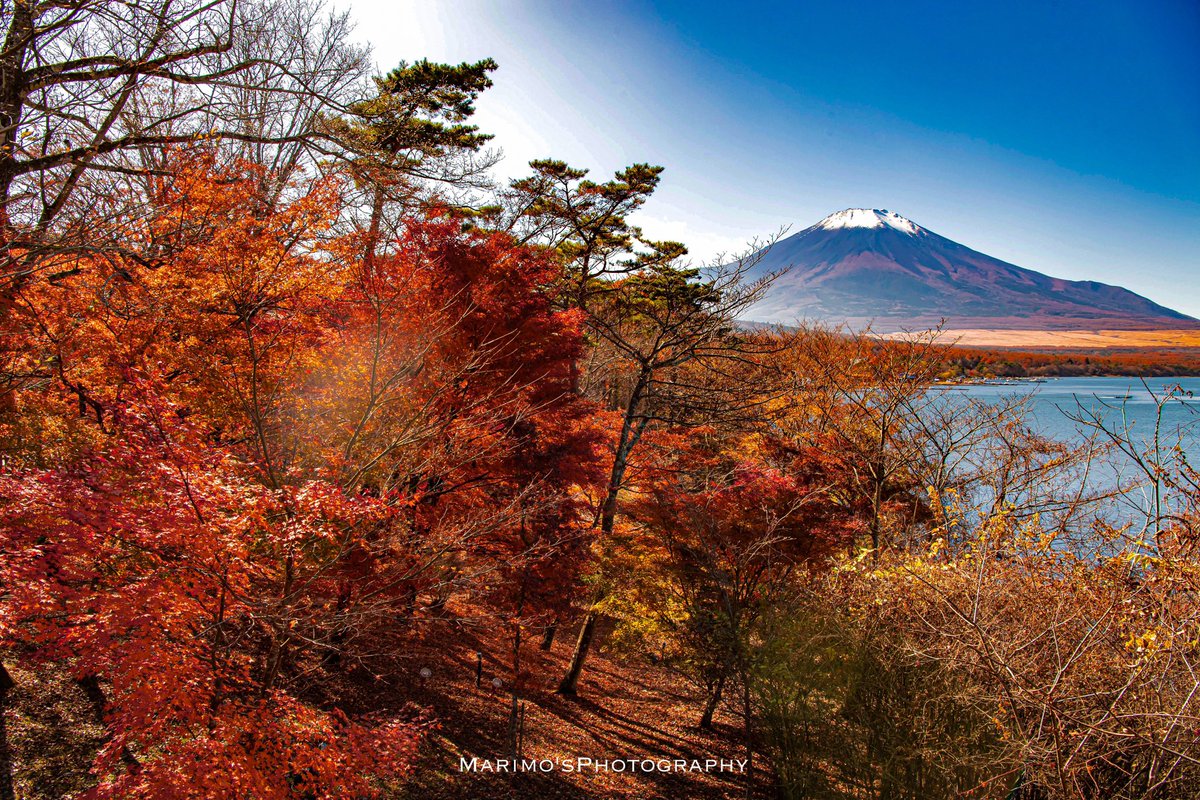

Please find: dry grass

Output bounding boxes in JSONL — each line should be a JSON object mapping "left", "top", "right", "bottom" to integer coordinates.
{"left": 884, "top": 329, "right": 1200, "bottom": 349}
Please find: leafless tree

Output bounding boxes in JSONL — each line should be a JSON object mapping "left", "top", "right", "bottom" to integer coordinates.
{"left": 0, "top": 0, "right": 371, "bottom": 268}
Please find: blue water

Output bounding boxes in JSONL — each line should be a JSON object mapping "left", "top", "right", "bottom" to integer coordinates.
{"left": 941, "top": 377, "right": 1200, "bottom": 526}
{"left": 947, "top": 376, "right": 1200, "bottom": 449}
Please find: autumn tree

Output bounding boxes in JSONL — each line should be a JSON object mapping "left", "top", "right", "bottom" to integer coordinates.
{"left": 626, "top": 428, "right": 854, "bottom": 727}
{"left": 778, "top": 327, "right": 946, "bottom": 555}
{"left": 558, "top": 256, "right": 785, "bottom": 694}
{"left": 490, "top": 157, "right": 789, "bottom": 694}
{"left": 0, "top": 150, "right": 605, "bottom": 796}
{"left": 0, "top": 155, "right": 429, "bottom": 797}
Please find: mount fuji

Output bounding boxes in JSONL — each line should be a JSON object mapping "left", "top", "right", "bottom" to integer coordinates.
{"left": 742, "top": 209, "right": 1197, "bottom": 332}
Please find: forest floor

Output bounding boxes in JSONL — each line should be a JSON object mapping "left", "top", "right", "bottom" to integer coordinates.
{"left": 5, "top": 609, "right": 769, "bottom": 799}
{"left": 393, "top": 611, "right": 770, "bottom": 800}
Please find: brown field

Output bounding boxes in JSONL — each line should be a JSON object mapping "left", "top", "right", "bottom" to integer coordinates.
{"left": 887, "top": 328, "right": 1200, "bottom": 349}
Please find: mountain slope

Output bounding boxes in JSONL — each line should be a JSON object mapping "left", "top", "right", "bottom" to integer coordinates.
{"left": 743, "top": 209, "right": 1197, "bottom": 332}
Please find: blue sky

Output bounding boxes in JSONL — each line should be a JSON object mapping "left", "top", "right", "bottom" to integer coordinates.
{"left": 345, "top": 0, "right": 1200, "bottom": 316}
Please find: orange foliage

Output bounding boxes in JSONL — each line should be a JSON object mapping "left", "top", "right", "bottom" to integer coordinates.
{"left": 0, "top": 154, "right": 605, "bottom": 797}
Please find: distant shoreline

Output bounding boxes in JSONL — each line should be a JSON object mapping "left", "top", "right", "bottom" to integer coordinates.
{"left": 931, "top": 374, "right": 1200, "bottom": 385}
{"left": 890, "top": 328, "right": 1200, "bottom": 350}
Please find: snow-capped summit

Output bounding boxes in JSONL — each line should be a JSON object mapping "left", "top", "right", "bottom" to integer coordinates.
{"left": 815, "top": 208, "right": 922, "bottom": 235}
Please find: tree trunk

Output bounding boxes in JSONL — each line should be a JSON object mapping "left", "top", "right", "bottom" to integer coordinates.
{"left": 508, "top": 621, "right": 523, "bottom": 757}
{"left": 0, "top": 0, "right": 33, "bottom": 226}
{"left": 540, "top": 620, "right": 557, "bottom": 651}
{"left": 0, "top": 662, "right": 14, "bottom": 800}
{"left": 77, "top": 674, "right": 140, "bottom": 772}
{"left": 321, "top": 580, "right": 350, "bottom": 669}
{"left": 507, "top": 694, "right": 521, "bottom": 758}
{"left": 364, "top": 183, "right": 386, "bottom": 266}
{"left": 556, "top": 408, "right": 648, "bottom": 693}
{"left": 742, "top": 675, "right": 754, "bottom": 799}
{"left": 554, "top": 361, "right": 651, "bottom": 696}
{"left": 557, "top": 611, "right": 597, "bottom": 695}
{"left": 0, "top": 0, "right": 34, "bottom": 328}
{"left": 699, "top": 673, "right": 726, "bottom": 729}
{"left": 870, "top": 472, "right": 883, "bottom": 556}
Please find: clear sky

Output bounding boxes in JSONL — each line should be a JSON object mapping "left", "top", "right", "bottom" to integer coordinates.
{"left": 342, "top": 0, "right": 1200, "bottom": 316}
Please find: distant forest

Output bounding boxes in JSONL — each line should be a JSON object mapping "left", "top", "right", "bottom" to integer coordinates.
{"left": 940, "top": 345, "right": 1200, "bottom": 378}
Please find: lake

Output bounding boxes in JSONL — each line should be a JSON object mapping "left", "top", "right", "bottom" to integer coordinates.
{"left": 946, "top": 376, "right": 1200, "bottom": 446}
{"left": 938, "top": 376, "right": 1200, "bottom": 525}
